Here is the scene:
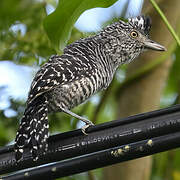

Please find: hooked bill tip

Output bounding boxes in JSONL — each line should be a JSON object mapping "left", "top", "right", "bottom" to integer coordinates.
{"left": 144, "top": 40, "right": 166, "bottom": 51}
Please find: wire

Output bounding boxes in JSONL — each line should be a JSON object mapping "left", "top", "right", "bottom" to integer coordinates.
{"left": 3, "top": 131, "right": 180, "bottom": 180}
{"left": 1, "top": 104, "right": 180, "bottom": 178}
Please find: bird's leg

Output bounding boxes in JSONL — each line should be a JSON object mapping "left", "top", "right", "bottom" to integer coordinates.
{"left": 61, "top": 108, "right": 94, "bottom": 135}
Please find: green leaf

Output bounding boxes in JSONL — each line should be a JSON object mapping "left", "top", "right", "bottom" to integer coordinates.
{"left": 43, "top": 0, "right": 118, "bottom": 52}
{"left": 164, "top": 47, "right": 180, "bottom": 96}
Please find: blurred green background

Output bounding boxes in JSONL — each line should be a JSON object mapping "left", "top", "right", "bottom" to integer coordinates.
{"left": 0, "top": 0, "right": 180, "bottom": 179}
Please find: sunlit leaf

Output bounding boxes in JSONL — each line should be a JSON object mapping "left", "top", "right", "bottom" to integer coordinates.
{"left": 43, "top": 0, "right": 118, "bottom": 52}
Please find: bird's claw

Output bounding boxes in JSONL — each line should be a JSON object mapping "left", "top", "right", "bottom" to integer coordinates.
{"left": 81, "top": 122, "right": 94, "bottom": 135}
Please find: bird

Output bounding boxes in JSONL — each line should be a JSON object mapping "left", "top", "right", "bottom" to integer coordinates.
{"left": 14, "top": 15, "right": 166, "bottom": 162}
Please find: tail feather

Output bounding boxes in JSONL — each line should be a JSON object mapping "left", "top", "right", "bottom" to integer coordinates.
{"left": 15, "top": 96, "right": 49, "bottom": 162}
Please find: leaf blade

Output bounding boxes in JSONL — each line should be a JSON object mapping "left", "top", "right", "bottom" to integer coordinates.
{"left": 43, "top": 0, "right": 118, "bottom": 52}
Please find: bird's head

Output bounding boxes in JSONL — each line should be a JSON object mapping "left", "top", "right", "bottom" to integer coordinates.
{"left": 127, "top": 16, "right": 166, "bottom": 51}
{"left": 101, "top": 15, "right": 166, "bottom": 65}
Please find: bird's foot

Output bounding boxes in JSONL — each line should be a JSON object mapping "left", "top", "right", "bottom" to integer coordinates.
{"left": 81, "top": 121, "right": 94, "bottom": 135}
{"left": 61, "top": 108, "right": 94, "bottom": 134}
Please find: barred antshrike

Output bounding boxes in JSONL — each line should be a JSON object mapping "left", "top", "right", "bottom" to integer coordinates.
{"left": 15, "top": 16, "right": 166, "bottom": 162}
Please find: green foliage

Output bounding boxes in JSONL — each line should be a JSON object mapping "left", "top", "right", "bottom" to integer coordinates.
{"left": 0, "top": 0, "right": 32, "bottom": 29}
{"left": 0, "top": 98, "right": 24, "bottom": 145}
{"left": 152, "top": 150, "right": 180, "bottom": 180}
{"left": 43, "top": 0, "right": 118, "bottom": 52}
{"left": 163, "top": 47, "right": 180, "bottom": 103}
{"left": 0, "top": 0, "right": 55, "bottom": 65}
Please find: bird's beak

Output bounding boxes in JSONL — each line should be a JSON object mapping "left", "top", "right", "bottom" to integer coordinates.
{"left": 144, "top": 39, "right": 166, "bottom": 51}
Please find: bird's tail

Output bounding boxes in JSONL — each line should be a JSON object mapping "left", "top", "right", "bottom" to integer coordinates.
{"left": 14, "top": 96, "right": 49, "bottom": 162}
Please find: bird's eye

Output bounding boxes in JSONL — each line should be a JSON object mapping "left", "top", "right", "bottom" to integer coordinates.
{"left": 130, "top": 31, "right": 138, "bottom": 38}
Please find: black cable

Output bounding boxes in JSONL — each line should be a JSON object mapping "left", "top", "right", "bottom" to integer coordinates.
{"left": 3, "top": 132, "right": 180, "bottom": 180}
{"left": 0, "top": 104, "right": 180, "bottom": 176}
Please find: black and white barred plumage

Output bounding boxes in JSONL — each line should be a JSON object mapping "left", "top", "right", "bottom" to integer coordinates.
{"left": 15, "top": 16, "right": 165, "bottom": 162}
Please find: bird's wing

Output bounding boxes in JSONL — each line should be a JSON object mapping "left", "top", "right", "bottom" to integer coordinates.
{"left": 27, "top": 55, "right": 94, "bottom": 104}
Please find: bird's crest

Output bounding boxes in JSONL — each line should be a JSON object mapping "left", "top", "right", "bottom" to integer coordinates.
{"left": 128, "top": 15, "right": 151, "bottom": 36}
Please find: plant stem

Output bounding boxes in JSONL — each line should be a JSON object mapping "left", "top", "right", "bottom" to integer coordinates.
{"left": 150, "top": 0, "right": 180, "bottom": 46}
